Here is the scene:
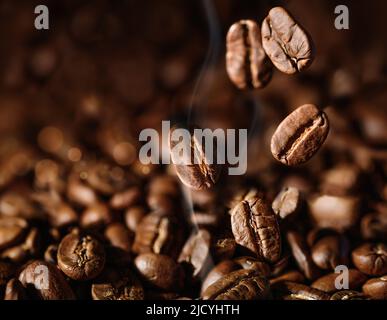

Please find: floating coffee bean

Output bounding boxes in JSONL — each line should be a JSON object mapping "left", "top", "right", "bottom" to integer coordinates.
{"left": 57, "top": 230, "right": 106, "bottom": 280}
{"left": 362, "top": 276, "right": 387, "bottom": 300}
{"left": 352, "top": 243, "right": 387, "bottom": 276}
{"left": 134, "top": 253, "right": 184, "bottom": 292}
{"left": 19, "top": 260, "right": 75, "bottom": 300}
{"left": 271, "top": 104, "right": 329, "bottom": 166}
{"left": 231, "top": 195, "right": 281, "bottom": 263}
{"left": 226, "top": 20, "right": 272, "bottom": 89}
{"left": 311, "top": 269, "right": 367, "bottom": 293}
{"left": 261, "top": 7, "right": 314, "bottom": 74}
{"left": 272, "top": 186, "right": 302, "bottom": 220}
{"left": 169, "top": 125, "right": 222, "bottom": 190}
{"left": 202, "top": 269, "right": 270, "bottom": 300}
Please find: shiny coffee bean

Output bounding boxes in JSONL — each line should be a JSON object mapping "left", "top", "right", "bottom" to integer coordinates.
{"left": 134, "top": 253, "right": 184, "bottom": 292}
{"left": 201, "top": 260, "right": 240, "bottom": 294}
{"left": 362, "top": 276, "right": 387, "bottom": 300}
{"left": 311, "top": 269, "right": 367, "bottom": 293}
{"left": 19, "top": 260, "right": 75, "bottom": 300}
{"left": 57, "top": 230, "right": 106, "bottom": 280}
{"left": 352, "top": 243, "right": 387, "bottom": 276}
{"left": 330, "top": 290, "right": 365, "bottom": 300}
{"left": 169, "top": 125, "right": 222, "bottom": 190}
{"left": 261, "top": 7, "right": 314, "bottom": 74}
{"left": 271, "top": 104, "right": 329, "bottom": 166}
{"left": 226, "top": 20, "right": 272, "bottom": 89}
{"left": 234, "top": 256, "right": 271, "bottom": 277}
{"left": 311, "top": 234, "right": 349, "bottom": 270}
{"left": 202, "top": 269, "right": 270, "bottom": 300}
{"left": 273, "top": 281, "right": 329, "bottom": 300}
{"left": 44, "top": 244, "right": 58, "bottom": 265}
{"left": 124, "top": 206, "right": 147, "bottom": 232}
{"left": 81, "top": 202, "right": 112, "bottom": 229}
{"left": 272, "top": 186, "right": 302, "bottom": 220}
{"left": 109, "top": 186, "right": 142, "bottom": 210}
{"left": 231, "top": 195, "right": 281, "bottom": 263}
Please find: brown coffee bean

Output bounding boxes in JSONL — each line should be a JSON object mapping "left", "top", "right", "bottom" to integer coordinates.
{"left": 308, "top": 194, "right": 360, "bottom": 231}
{"left": 80, "top": 202, "right": 112, "bottom": 229}
{"left": 132, "top": 212, "right": 183, "bottom": 259}
{"left": 57, "top": 230, "right": 106, "bottom": 280}
{"left": 226, "top": 20, "right": 272, "bottom": 89}
{"left": 286, "top": 230, "right": 320, "bottom": 280}
{"left": 261, "top": 7, "right": 314, "bottom": 74}
{"left": 104, "top": 223, "right": 133, "bottom": 252}
{"left": 233, "top": 256, "right": 271, "bottom": 277}
{"left": 0, "top": 192, "right": 40, "bottom": 220}
{"left": 44, "top": 244, "right": 58, "bottom": 265}
{"left": 271, "top": 254, "right": 291, "bottom": 277}
{"left": 311, "top": 269, "right": 367, "bottom": 293}
{"left": 190, "top": 210, "right": 221, "bottom": 229}
{"left": 270, "top": 270, "right": 305, "bottom": 286}
{"left": 320, "top": 163, "right": 361, "bottom": 196}
{"left": 271, "top": 104, "right": 329, "bottom": 166}
{"left": 0, "top": 261, "right": 14, "bottom": 286}
{"left": 67, "top": 176, "right": 98, "bottom": 207}
{"left": 146, "top": 193, "right": 176, "bottom": 214}
{"left": 91, "top": 269, "right": 144, "bottom": 300}
{"left": 352, "top": 243, "right": 387, "bottom": 276}
{"left": 311, "top": 234, "right": 349, "bottom": 270}
{"left": 148, "top": 175, "right": 181, "bottom": 198}
{"left": 231, "top": 195, "right": 281, "bottom": 263}
{"left": 361, "top": 212, "right": 387, "bottom": 241}
{"left": 362, "top": 276, "right": 387, "bottom": 300}
{"left": 19, "top": 260, "right": 75, "bottom": 300}
{"left": 169, "top": 125, "right": 222, "bottom": 190}
{"left": 201, "top": 260, "right": 240, "bottom": 294}
{"left": 330, "top": 290, "right": 366, "bottom": 300}
{"left": 212, "top": 236, "right": 236, "bottom": 262}
{"left": 0, "top": 217, "right": 28, "bottom": 250}
{"left": 202, "top": 269, "right": 270, "bottom": 300}
{"left": 134, "top": 253, "right": 184, "bottom": 292}
{"left": 273, "top": 281, "right": 329, "bottom": 300}
{"left": 110, "top": 186, "right": 142, "bottom": 210}
{"left": 124, "top": 206, "right": 147, "bottom": 232}
{"left": 4, "top": 278, "right": 28, "bottom": 300}
{"left": 1, "top": 245, "right": 28, "bottom": 263}
{"left": 272, "top": 186, "right": 302, "bottom": 220}
{"left": 178, "top": 229, "right": 211, "bottom": 278}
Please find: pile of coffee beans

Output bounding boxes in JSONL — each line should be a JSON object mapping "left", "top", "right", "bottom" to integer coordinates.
{"left": 0, "top": 1, "right": 386, "bottom": 300}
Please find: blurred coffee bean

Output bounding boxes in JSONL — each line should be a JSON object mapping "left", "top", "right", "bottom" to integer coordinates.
{"left": 311, "top": 234, "right": 349, "bottom": 270}
{"left": 57, "top": 230, "right": 106, "bottom": 281}
{"left": 0, "top": 261, "right": 14, "bottom": 286}
{"left": 110, "top": 186, "right": 142, "bottom": 210}
{"left": 286, "top": 230, "right": 320, "bottom": 280}
{"left": 0, "top": 217, "right": 28, "bottom": 250}
{"left": 271, "top": 104, "right": 329, "bottom": 166}
{"left": 19, "top": 260, "right": 75, "bottom": 300}
{"left": 44, "top": 244, "right": 58, "bottom": 265}
{"left": 320, "top": 163, "right": 361, "bottom": 196}
{"left": 226, "top": 20, "right": 272, "bottom": 89}
{"left": 361, "top": 212, "right": 387, "bottom": 241}
{"left": 272, "top": 186, "right": 302, "bottom": 220}
{"left": 27, "top": 45, "right": 58, "bottom": 80}
{"left": 270, "top": 270, "right": 305, "bottom": 286}
{"left": 80, "top": 202, "right": 111, "bottom": 229}
{"left": 231, "top": 195, "right": 281, "bottom": 263}
{"left": 233, "top": 256, "right": 271, "bottom": 277}
{"left": 67, "top": 176, "right": 98, "bottom": 207}
{"left": 311, "top": 269, "right": 367, "bottom": 293}
{"left": 362, "top": 276, "right": 387, "bottom": 300}
{"left": 169, "top": 125, "right": 222, "bottom": 190}
{"left": 124, "top": 206, "right": 147, "bottom": 232}
{"left": 0, "top": 192, "right": 40, "bottom": 220}
{"left": 261, "top": 7, "right": 314, "bottom": 74}
{"left": 308, "top": 194, "right": 360, "bottom": 231}
{"left": 4, "top": 279, "right": 28, "bottom": 300}
{"left": 104, "top": 223, "right": 132, "bottom": 252}
{"left": 352, "top": 243, "right": 387, "bottom": 276}
{"left": 134, "top": 253, "right": 184, "bottom": 292}
{"left": 202, "top": 269, "right": 270, "bottom": 300}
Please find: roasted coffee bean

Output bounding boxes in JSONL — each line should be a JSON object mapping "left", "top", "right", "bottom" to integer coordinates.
{"left": 202, "top": 269, "right": 270, "bottom": 300}
{"left": 132, "top": 212, "right": 183, "bottom": 259}
{"left": 44, "top": 244, "right": 58, "bottom": 265}
{"left": 271, "top": 104, "right": 329, "bottom": 166}
{"left": 110, "top": 186, "right": 142, "bottom": 210}
{"left": 227, "top": 188, "right": 259, "bottom": 212}
{"left": 178, "top": 229, "right": 211, "bottom": 278}
{"left": 270, "top": 270, "right": 305, "bottom": 286}
{"left": 330, "top": 290, "right": 365, "bottom": 300}
{"left": 272, "top": 187, "right": 302, "bottom": 220}
{"left": 0, "top": 217, "right": 28, "bottom": 250}
{"left": 134, "top": 253, "right": 184, "bottom": 292}
{"left": 104, "top": 223, "right": 132, "bottom": 252}
{"left": 19, "top": 260, "right": 75, "bottom": 300}
{"left": 80, "top": 202, "right": 112, "bottom": 229}
{"left": 67, "top": 176, "right": 98, "bottom": 207}
{"left": 308, "top": 195, "right": 360, "bottom": 231}
{"left": 352, "top": 243, "right": 387, "bottom": 276}
{"left": 271, "top": 254, "right": 291, "bottom": 277}
{"left": 146, "top": 193, "right": 176, "bottom": 214}
{"left": 261, "top": 7, "right": 314, "bottom": 74}
{"left": 57, "top": 230, "right": 106, "bottom": 280}
{"left": 286, "top": 230, "right": 320, "bottom": 280}
{"left": 0, "top": 192, "right": 40, "bottom": 220}
{"left": 362, "top": 276, "right": 387, "bottom": 300}
{"left": 273, "top": 281, "right": 329, "bottom": 300}
{"left": 169, "top": 125, "right": 222, "bottom": 190}
{"left": 124, "top": 206, "right": 147, "bottom": 232}
{"left": 212, "top": 236, "right": 236, "bottom": 261}
{"left": 226, "top": 20, "right": 272, "bottom": 89}
{"left": 4, "top": 278, "right": 28, "bottom": 300}
{"left": 91, "top": 269, "right": 144, "bottom": 300}
{"left": 306, "top": 228, "right": 338, "bottom": 248}
{"left": 361, "top": 212, "right": 387, "bottom": 241}
{"left": 201, "top": 260, "right": 240, "bottom": 294}
{"left": 320, "top": 163, "right": 361, "bottom": 196}
{"left": 311, "top": 269, "right": 367, "bottom": 293}
{"left": 311, "top": 234, "right": 349, "bottom": 270}
{"left": 234, "top": 256, "right": 271, "bottom": 277}
{"left": 1, "top": 245, "right": 28, "bottom": 263}
{"left": 231, "top": 195, "right": 281, "bottom": 263}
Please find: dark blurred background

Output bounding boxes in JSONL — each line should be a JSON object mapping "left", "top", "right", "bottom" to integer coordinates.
{"left": 0, "top": 0, "right": 385, "bottom": 194}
